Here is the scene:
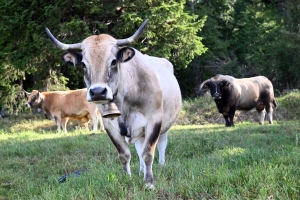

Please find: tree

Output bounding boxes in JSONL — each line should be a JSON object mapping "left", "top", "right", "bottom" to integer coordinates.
{"left": 0, "top": 0, "right": 206, "bottom": 112}
{"left": 190, "top": 0, "right": 300, "bottom": 96}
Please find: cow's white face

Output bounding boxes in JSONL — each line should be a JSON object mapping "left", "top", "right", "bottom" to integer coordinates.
{"left": 79, "top": 35, "right": 118, "bottom": 104}
{"left": 46, "top": 20, "right": 147, "bottom": 104}
{"left": 62, "top": 36, "right": 136, "bottom": 104}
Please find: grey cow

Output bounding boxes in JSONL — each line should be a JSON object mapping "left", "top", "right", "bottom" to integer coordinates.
{"left": 45, "top": 19, "right": 182, "bottom": 189}
{"left": 199, "top": 74, "right": 277, "bottom": 126}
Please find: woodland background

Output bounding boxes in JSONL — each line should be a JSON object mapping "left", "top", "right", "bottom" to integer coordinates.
{"left": 0, "top": 0, "right": 299, "bottom": 113}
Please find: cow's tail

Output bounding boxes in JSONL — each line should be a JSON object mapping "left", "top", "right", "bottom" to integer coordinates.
{"left": 273, "top": 99, "right": 278, "bottom": 108}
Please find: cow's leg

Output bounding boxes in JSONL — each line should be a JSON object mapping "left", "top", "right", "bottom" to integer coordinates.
{"left": 223, "top": 114, "right": 231, "bottom": 127}
{"left": 98, "top": 111, "right": 105, "bottom": 131}
{"left": 105, "top": 121, "right": 131, "bottom": 175}
{"left": 55, "top": 117, "right": 62, "bottom": 132}
{"left": 256, "top": 107, "right": 266, "bottom": 125}
{"left": 157, "top": 131, "right": 168, "bottom": 166}
{"left": 135, "top": 137, "right": 145, "bottom": 175}
{"left": 92, "top": 112, "right": 98, "bottom": 132}
{"left": 229, "top": 116, "right": 234, "bottom": 126}
{"left": 256, "top": 103, "right": 265, "bottom": 125}
{"left": 61, "top": 118, "right": 68, "bottom": 132}
{"left": 265, "top": 103, "right": 274, "bottom": 124}
{"left": 142, "top": 122, "right": 161, "bottom": 189}
{"left": 77, "top": 119, "right": 84, "bottom": 129}
{"left": 96, "top": 105, "right": 105, "bottom": 131}
{"left": 258, "top": 109, "right": 266, "bottom": 125}
{"left": 226, "top": 107, "right": 236, "bottom": 127}
{"left": 268, "top": 112, "right": 273, "bottom": 124}
{"left": 78, "top": 119, "right": 83, "bottom": 128}
{"left": 135, "top": 131, "right": 167, "bottom": 177}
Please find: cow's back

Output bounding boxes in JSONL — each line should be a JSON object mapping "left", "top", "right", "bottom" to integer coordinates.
{"left": 146, "top": 55, "right": 182, "bottom": 133}
{"left": 60, "top": 89, "right": 91, "bottom": 118}
{"left": 42, "top": 91, "right": 68, "bottom": 115}
{"left": 235, "top": 76, "right": 275, "bottom": 109}
{"left": 42, "top": 89, "right": 94, "bottom": 118}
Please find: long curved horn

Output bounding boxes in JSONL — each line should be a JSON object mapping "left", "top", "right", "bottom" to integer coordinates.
{"left": 45, "top": 28, "right": 82, "bottom": 50}
{"left": 116, "top": 19, "right": 149, "bottom": 46}
{"left": 199, "top": 79, "right": 212, "bottom": 91}
{"left": 24, "top": 90, "right": 31, "bottom": 96}
{"left": 21, "top": 89, "right": 31, "bottom": 96}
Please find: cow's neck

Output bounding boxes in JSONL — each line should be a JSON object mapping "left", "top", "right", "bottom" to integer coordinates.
{"left": 118, "top": 64, "right": 155, "bottom": 102}
{"left": 38, "top": 93, "right": 45, "bottom": 109}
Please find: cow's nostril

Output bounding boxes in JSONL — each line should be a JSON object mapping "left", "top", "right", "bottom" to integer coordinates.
{"left": 101, "top": 88, "right": 107, "bottom": 94}
{"left": 90, "top": 90, "right": 95, "bottom": 97}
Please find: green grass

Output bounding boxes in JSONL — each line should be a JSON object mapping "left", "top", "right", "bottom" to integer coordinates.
{"left": 1, "top": 118, "right": 299, "bottom": 199}
{"left": 0, "top": 92, "right": 300, "bottom": 199}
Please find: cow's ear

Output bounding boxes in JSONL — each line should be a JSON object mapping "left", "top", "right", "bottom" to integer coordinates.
{"left": 62, "top": 51, "right": 82, "bottom": 66}
{"left": 117, "top": 47, "right": 135, "bottom": 63}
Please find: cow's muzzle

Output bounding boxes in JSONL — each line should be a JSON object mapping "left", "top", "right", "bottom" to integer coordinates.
{"left": 88, "top": 86, "right": 113, "bottom": 103}
{"left": 25, "top": 102, "right": 31, "bottom": 107}
{"left": 213, "top": 93, "right": 221, "bottom": 99}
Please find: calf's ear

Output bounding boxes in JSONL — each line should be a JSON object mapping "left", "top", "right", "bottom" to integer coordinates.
{"left": 21, "top": 90, "right": 31, "bottom": 98}
{"left": 117, "top": 47, "right": 135, "bottom": 63}
{"left": 62, "top": 51, "right": 82, "bottom": 66}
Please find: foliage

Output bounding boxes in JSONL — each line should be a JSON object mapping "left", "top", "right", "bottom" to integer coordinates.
{"left": 1, "top": 0, "right": 300, "bottom": 109}
{"left": 0, "top": 0, "right": 206, "bottom": 112}
{"left": 115, "top": 1, "right": 207, "bottom": 68}
{"left": 185, "top": 0, "right": 300, "bottom": 96}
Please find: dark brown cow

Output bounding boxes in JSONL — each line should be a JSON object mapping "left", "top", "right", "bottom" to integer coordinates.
{"left": 199, "top": 74, "right": 277, "bottom": 126}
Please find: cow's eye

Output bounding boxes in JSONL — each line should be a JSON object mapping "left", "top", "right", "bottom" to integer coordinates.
{"left": 111, "top": 59, "right": 117, "bottom": 67}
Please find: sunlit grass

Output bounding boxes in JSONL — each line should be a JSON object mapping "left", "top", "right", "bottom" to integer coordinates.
{"left": 0, "top": 93, "right": 299, "bottom": 199}
{"left": 1, "top": 116, "right": 299, "bottom": 199}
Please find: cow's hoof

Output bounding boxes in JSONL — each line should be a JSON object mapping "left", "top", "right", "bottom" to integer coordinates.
{"left": 145, "top": 183, "right": 155, "bottom": 190}
{"left": 225, "top": 124, "right": 234, "bottom": 127}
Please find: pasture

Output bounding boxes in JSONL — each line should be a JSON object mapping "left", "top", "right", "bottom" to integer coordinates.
{"left": 0, "top": 92, "right": 300, "bottom": 199}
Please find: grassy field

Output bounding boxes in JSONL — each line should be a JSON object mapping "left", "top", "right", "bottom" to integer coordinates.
{"left": 0, "top": 92, "right": 300, "bottom": 199}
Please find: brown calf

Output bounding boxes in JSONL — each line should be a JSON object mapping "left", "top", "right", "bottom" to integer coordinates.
{"left": 25, "top": 89, "right": 104, "bottom": 132}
